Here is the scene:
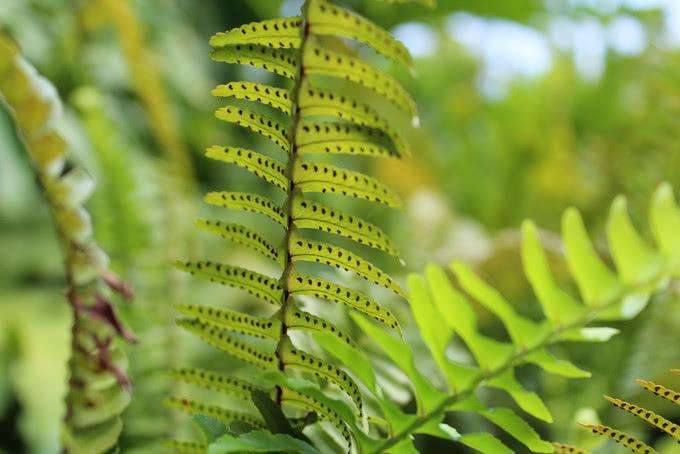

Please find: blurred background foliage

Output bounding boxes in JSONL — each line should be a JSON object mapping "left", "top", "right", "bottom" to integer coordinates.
{"left": 0, "top": 0, "right": 678, "bottom": 452}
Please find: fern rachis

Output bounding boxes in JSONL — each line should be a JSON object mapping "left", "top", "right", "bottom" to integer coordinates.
{"left": 171, "top": 0, "right": 418, "bottom": 451}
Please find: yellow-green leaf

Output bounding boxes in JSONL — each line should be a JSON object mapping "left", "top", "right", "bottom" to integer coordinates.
{"left": 206, "top": 146, "right": 288, "bottom": 191}
{"left": 175, "top": 304, "right": 280, "bottom": 339}
{"left": 204, "top": 191, "right": 288, "bottom": 227}
{"left": 284, "top": 307, "right": 356, "bottom": 348}
{"left": 171, "top": 367, "right": 262, "bottom": 399}
{"left": 195, "top": 219, "right": 281, "bottom": 264}
{"left": 308, "top": 0, "right": 412, "bottom": 66}
{"left": 291, "top": 197, "right": 398, "bottom": 256}
{"left": 212, "top": 81, "right": 293, "bottom": 115}
{"left": 289, "top": 235, "right": 405, "bottom": 297}
{"left": 287, "top": 273, "right": 400, "bottom": 330}
{"left": 177, "top": 318, "right": 277, "bottom": 369}
{"left": 303, "top": 40, "right": 417, "bottom": 117}
{"left": 211, "top": 45, "right": 298, "bottom": 79}
{"left": 165, "top": 397, "right": 264, "bottom": 428}
{"left": 215, "top": 106, "right": 291, "bottom": 152}
{"left": 293, "top": 160, "right": 402, "bottom": 208}
{"left": 296, "top": 119, "right": 404, "bottom": 158}
{"left": 280, "top": 342, "right": 363, "bottom": 417}
{"left": 175, "top": 261, "right": 283, "bottom": 306}
{"left": 210, "top": 17, "right": 303, "bottom": 49}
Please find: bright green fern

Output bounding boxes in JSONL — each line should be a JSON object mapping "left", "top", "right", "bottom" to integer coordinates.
{"left": 170, "top": 0, "right": 421, "bottom": 452}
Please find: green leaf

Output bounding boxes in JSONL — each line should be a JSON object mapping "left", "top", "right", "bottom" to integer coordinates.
{"left": 650, "top": 183, "right": 680, "bottom": 272}
{"left": 407, "top": 273, "right": 479, "bottom": 391}
{"left": 174, "top": 261, "right": 283, "bottom": 306}
{"left": 352, "top": 313, "right": 447, "bottom": 413}
{"left": 480, "top": 407, "right": 553, "bottom": 452}
{"left": 486, "top": 370, "right": 553, "bottom": 423}
{"left": 289, "top": 235, "right": 405, "bottom": 297}
{"left": 298, "top": 86, "right": 409, "bottom": 157}
{"left": 195, "top": 219, "right": 282, "bottom": 264}
{"left": 287, "top": 273, "right": 401, "bottom": 330}
{"left": 177, "top": 319, "right": 277, "bottom": 370}
{"left": 523, "top": 349, "right": 590, "bottom": 378}
{"left": 313, "top": 331, "right": 377, "bottom": 392}
{"left": 171, "top": 367, "right": 263, "bottom": 399}
{"left": 291, "top": 197, "right": 399, "bottom": 256}
{"left": 210, "top": 17, "right": 303, "bottom": 49}
{"left": 61, "top": 418, "right": 124, "bottom": 454}
{"left": 562, "top": 207, "right": 623, "bottom": 307}
{"left": 303, "top": 39, "right": 417, "bottom": 117}
{"left": 607, "top": 196, "right": 665, "bottom": 286}
{"left": 215, "top": 106, "right": 291, "bottom": 152}
{"left": 284, "top": 307, "right": 356, "bottom": 348}
{"left": 450, "top": 261, "right": 548, "bottom": 349}
{"left": 165, "top": 397, "right": 265, "bottom": 428}
{"left": 521, "top": 221, "right": 587, "bottom": 326}
{"left": 296, "top": 120, "right": 400, "bottom": 159}
{"left": 307, "top": 0, "right": 412, "bottom": 66}
{"left": 204, "top": 191, "right": 288, "bottom": 227}
{"left": 211, "top": 45, "right": 299, "bottom": 79}
{"left": 279, "top": 342, "right": 363, "bottom": 417}
{"left": 251, "top": 390, "right": 303, "bottom": 438}
{"left": 166, "top": 440, "right": 208, "bottom": 454}
{"left": 205, "top": 146, "right": 288, "bottom": 191}
{"left": 293, "top": 160, "right": 402, "bottom": 208}
{"left": 458, "top": 432, "right": 514, "bottom": 454}
{"left": 212, "top": 81, "right": 293, "bottom": 115}
{"left": 208, "top": 431, "right": 319, "bottom": 454}
{"left": 192, "top": 414, "right": 229, "bottom": 443}
{"left": 580, "top": 423, "right": 656, "bottom": 454}
{"left": 426, "top": 264, "right": 514, "bottom": 371}
{"left": 175, "top": 304, "right": 280, "bottom": 339}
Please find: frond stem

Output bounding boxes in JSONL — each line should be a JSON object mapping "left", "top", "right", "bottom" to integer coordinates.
{"left": 275, "top": 0, "right": 311, "bottom": 405}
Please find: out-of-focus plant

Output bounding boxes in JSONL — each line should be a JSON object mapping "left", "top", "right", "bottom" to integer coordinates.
{"left": 0, "top": 34, "right": 134, "bottom": 453}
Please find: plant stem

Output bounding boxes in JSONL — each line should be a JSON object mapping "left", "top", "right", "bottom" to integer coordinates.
{"left": 275, "top": 0, "right": 311, "bottom": 405}
{"left": 373, "top": 272, "right": 674, "bottom": 453}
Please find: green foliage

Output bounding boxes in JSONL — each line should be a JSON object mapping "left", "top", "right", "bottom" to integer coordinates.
{"left": 558, "top": 369, "right": 680, "bottom": 453}
{"left": 170, "top": 0, "right": 418, "bottom": 451}
{"left": 0, "top": 34, "right": 133, "bottom": 453}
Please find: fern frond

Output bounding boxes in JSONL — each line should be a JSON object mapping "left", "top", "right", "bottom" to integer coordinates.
{"left": 166, "top": 441, "right": 209, "bottom": 454}
{"left": 297, "top": 119, "right": 405, "bottom": 158}
{"left": 175, "top": 304, "right": 280, "bottom": 339}
{"left": 204, "top": 191, "right": 288, "bottom": 227}
{"left": 291, "top": 198, "right": 399, "bottom": 256}
{"left": 552, "top": 442, "right": 589, "bottom": 453}
{"left": 175, "top": 261, "right": 283, "bottom": 306}
{"left": 293, "top": 161, "right": 402, "bottom": 208}
{"left": 215, "top": 106, "right": 291, "bottom": 152}
{"left": 165, "top": 397, "right": 265, "bottom": 428}
{"left": 303, "top": 40, "right": 417, "bottom": 116}
{"left": 604, "top": 395, "right": 680, "bottom": 440}
{"left": 280, "top": 342, "right": 363, "bottom": 417}
{"left": 0, "top": 34, "right": 134, "bottom": 453}
{"left": 206, "top": 146, "right": 288, "bottom": 191}
{"left": 307, "top": 0, "right": 412, "bottom": 66}
{"left": 580, "top": 424, "right": 656, "bottom": 453}
{"left": 289, "top": 235, "right": 405, "bottom": 297}
{"left": 346, "top": 184, "right": 680, "bottom": 452}
{"left": 174, "top": 0, "right": 418, "bottom": 450}
{"left": 171, "top": 367, "right": 263, "bottom": 399}
{"left": 210, "top": 45, "right": 299, "bottom": 79}
{"left": 212, "top": 81, "right": 293, "bottom": 115}
{"left": 636, "top": 378, "right": 680, "bottom": 405}
{"left": 287, "top": 274, "right": 401, "bottom": 330}
{"left": 177, "top": 319, "right": 277, "bottom": 370}
{"left": 210, "top": 17, "right": 304, "bottom": 49}
{"left": 195, "top": 219, "right": 281, "bottom": 264}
